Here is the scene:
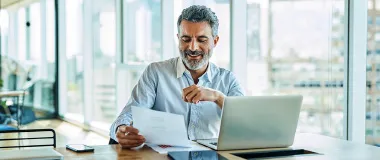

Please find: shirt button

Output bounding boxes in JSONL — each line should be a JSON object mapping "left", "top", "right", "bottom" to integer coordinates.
{"left": 192, "top": 124, "right": 195, "bottom": 128}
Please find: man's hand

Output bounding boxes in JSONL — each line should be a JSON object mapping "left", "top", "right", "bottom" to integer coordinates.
{"left": 182, "top": 85, "right": 225, "bottom": 108}
{"left": 116, "top": 125, "right": 146, "bottom": 149}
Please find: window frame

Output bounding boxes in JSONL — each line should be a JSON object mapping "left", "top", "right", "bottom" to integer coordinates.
{"left": 344, "top": 0, "right": 367, "bottom": 142}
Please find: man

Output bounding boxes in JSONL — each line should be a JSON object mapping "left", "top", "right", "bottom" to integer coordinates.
{"left": 109, "top": 5, "right": 244, "bottom": 148}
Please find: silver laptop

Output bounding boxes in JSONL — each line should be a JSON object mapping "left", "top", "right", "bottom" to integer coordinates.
{"left": 196, "top": 95, "right": 303, "bottom": 151}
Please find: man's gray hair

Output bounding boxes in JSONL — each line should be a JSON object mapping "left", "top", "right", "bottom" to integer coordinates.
{"left": 177, "top": 5, "right": 219, "bottom": 37}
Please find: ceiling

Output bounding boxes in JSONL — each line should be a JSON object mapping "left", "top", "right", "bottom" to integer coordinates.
{"left": 1, "top": 0, "right": 39, "bottom": 10}
{"left": 1, "top": 0, "right": 20, "bottom": 8}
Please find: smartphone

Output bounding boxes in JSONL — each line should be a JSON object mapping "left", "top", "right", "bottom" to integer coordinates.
{"left": 66, "top": 144, "right": 94, "bottom": 152}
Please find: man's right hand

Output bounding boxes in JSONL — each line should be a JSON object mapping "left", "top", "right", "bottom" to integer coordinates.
{"left": 116, "top": 125, "right": 146, "bottom": 148}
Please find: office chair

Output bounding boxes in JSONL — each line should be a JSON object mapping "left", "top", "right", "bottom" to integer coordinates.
{"left": 0, "top": 129, "right": 56, "bottom": 149}
{"left": 109, "top": 138, "right": 119, "bottom": 144}
{"left": 0, "top": 124, "right": 16, "bottom": 131}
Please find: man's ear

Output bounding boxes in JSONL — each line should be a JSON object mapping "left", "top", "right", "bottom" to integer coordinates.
{"left": 213, "top": 35, "right": 220, "bottom": 47}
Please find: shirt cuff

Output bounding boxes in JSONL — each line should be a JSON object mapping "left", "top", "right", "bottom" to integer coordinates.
{"left": 109, "top": 118, "right": 132, "bottom": 142}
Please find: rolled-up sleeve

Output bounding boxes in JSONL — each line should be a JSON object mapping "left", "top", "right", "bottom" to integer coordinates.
{"left": 109, "top": 64, "right": 157, "bottom": 141}
{"left": 217, "top": 72, "right": 245, "bottom": 116}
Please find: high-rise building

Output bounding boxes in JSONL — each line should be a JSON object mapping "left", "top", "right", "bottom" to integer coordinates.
{"left": 366, "top": 0, "right": 380, "bottom": 146}
{"left": 247, "top": 0, "right": 346, "bottom": 139}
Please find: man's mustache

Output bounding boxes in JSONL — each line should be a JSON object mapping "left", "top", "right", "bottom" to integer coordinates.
{"left": 184, "top": 50, "right": 205, "bottom": 57}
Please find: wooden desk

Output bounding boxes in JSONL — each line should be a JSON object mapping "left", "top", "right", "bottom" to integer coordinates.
{"left": 55, "top": 133, "right": 380, "bottom": 160}
{"left": 0, "top": 91, "right": 25, "bottom": 98}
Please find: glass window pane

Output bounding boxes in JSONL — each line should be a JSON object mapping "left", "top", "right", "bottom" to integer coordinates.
{"left": 1, "top": 2, "right": 57, "bottom": 115}
{"left": 117, "top": 69, "right": 145, "bottom": 104}
{"left": 92, "top": 0, "right": 117, "bottom": 125}
{"left": 0, "top": 10, "right": 9, "bottom": 56}
{"left": 174, "top": 0, "right": 230, "bottom": 69}
{"left": 123, "top": 0, "right": 162, "bottom": 63}
{"left": 65, "top": 0, "right": 84, "bottom": 120}
{"left": 246, "top": 0, "right": 345, "bottom": 138}
{"left": 18, "top": 8, "right": 26, "bottom": 61}
{"left": 115, "top": 0, "right": 163, "bottom": 129}
{"left": 47, "top": 0, "right": 55, "bottom": 64}
{"left": 367, "top": 0, "right": 380, "bottom": 147}
{"left": 46, "top": 0, "right": 56, "bottom": 85}
{"left": 40, "top": 0, "right": 57, "bottom": 112}
{"left": 30, "top": 3, "right": 41, "bottom": 61}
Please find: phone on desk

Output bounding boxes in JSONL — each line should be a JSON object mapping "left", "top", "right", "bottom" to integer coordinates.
{"left": 66, "top": 144, "right": 94, "bottom": 152}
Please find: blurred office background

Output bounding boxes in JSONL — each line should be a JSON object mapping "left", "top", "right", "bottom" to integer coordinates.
{"left": 0, "top": 0, "right": 376, "bottom": 146}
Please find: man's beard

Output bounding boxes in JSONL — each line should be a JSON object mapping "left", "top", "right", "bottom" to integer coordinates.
{"left": 180, "top": 49, "right": 212, "bottom": 70}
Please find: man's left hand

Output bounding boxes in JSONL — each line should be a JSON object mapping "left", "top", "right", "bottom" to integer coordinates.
{"left": 182, "top": 85, "right": 225, "bottom": 108}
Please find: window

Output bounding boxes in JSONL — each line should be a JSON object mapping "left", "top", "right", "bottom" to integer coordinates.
{"left": 55, "top": 0, "right": 164, "bottom": 132}
{"left": 1, "top": 1, "right": 57, "bottom": 115}
{"left": 123, "top": 0, "right": 162, "bottom": 63}
{"left": 30, "top": 3, "right": 41, "bottom": 61}
{"left": 174, "top": 0, "right": 230, "bottom": 69}
{"left": 47, "top": 0, "right": 55, "bottom": 64}
{"left": 367, "top": 0, "right": 380, "bottom": 147}
{"left": 38, "top": 0, "right": 57, "bottom": 112}
{"left": 0, "top": 10, "right": 9, "bottom": 56}
{"left": 51, "top": 0, "right": 370, "bottom": 140}
{"left": 46, "top": 0, "right": 56, "bottom": 83}
{"left": 65, "top": 0, "right": 84, "bottom": 121}
{"left": 91, "top": 0, "right": 117, "bottom": 126}
{"left": 115, "top": 0, "right": 163, "bottom": 121}
{"left": 246, "top": 0, "right": 345, "bottom": 138}
{"left": 18, "top": 8, "right": 27, "bottom": 61}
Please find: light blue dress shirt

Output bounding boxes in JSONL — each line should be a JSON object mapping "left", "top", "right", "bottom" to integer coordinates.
{"left": 110, "top": 57, "right": 244, "bottom": 141}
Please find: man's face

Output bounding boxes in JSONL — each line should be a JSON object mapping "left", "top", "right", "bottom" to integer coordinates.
{"left": 177, "top": 20, "right": 219, "bottom": 70}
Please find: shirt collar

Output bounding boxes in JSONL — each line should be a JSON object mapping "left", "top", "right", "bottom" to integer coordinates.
{"left": 176, "top": 57, "right": 187, "bottom": 78}
{"left": 176, "top": 57, "right": 213, "bottom": 83}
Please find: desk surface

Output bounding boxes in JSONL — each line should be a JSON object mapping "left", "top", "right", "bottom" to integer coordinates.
{"left": 55, "top": 133, "right": 380, "bottom": 160}
{"left": 0, "top": 91, "right": 25, "bottom": 97}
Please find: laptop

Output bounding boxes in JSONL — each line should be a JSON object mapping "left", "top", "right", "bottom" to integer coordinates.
{"left": 196, "top": 95, "right": 303, "bottom": 151}
{"left": 0, "top": 148, "right": 63, "bottom": 160}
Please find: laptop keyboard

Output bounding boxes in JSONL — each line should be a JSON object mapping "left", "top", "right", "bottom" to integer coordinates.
{"left": 210, "top": 142, "right": 218, "bottom": 146}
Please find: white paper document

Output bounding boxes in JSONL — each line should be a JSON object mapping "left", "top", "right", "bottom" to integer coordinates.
{"left": 146, "top": 141, "right": 211, "bottom": 154}
{"left": 132, "top": 106, "right": 191, "bottom": 147}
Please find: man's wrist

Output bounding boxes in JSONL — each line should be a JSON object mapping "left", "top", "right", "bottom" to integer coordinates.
{"left": 116, "top": 124, "right": 127, "bottom": 133}
{"left": 214, "top": 91, "right": 225, "bottom": 109}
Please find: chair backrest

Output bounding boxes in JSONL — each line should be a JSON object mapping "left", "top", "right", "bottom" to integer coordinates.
{"left": 0, "top": 129, "right": 56, "bottom": 149}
